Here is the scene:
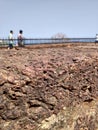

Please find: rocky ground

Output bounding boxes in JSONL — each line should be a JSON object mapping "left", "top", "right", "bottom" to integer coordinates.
{"left": 0, "top": 43, "right": 98, "bottom": 130}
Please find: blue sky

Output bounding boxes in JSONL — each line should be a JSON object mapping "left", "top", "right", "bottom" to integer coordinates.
{"left": 0, "top": 0, "right": 98, "bottom": 38}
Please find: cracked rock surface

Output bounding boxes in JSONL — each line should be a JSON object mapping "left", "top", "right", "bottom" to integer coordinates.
{"left": 0, "top": 43, "right": 98, "bottom": 130}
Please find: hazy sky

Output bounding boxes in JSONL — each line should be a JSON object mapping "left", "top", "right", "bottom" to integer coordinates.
{"left": 0, "top": 0, "right": 98, "bottom": 38}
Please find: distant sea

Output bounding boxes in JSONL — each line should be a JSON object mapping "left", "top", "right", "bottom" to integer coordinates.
{"left": 0, "top": 38, "right": 96, "bottom": 46}
{"left": 24, "top": 38, "right": 95, "bottom": 45}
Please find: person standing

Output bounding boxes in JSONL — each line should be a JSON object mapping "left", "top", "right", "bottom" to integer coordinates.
{"left": 18, "top": 30, "right": 24, "bottom": 47}
{"left": 95, "top": 34, "right": 98, "bottom": 43}
{"left": 8, "top": 30, "right": 14, "bottom": 49}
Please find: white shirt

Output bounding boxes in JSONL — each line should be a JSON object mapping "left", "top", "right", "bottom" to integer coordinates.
{"left": 96, "top": 34, "right": 98, "bottom": 41}
{"left": 8, "top": 33, "right": 13, "bottom": 44}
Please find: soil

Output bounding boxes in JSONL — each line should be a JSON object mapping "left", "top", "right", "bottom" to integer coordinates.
{"left": 0, "top": 43, "right": 98, "bottom": 130}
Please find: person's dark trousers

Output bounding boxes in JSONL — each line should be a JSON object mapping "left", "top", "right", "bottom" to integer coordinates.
{"left": 9, "top": 44, "right": 13, "bottom": 49}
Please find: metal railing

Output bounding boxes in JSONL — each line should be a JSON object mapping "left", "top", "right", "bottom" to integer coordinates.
{"left": 0, "top": 38, "right": 96, "bottom": 47}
